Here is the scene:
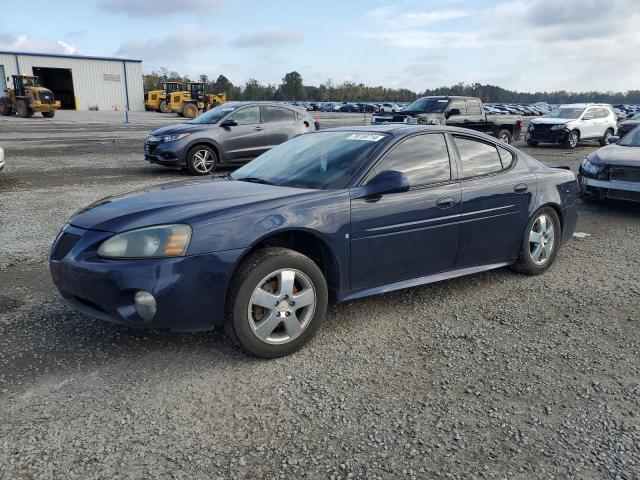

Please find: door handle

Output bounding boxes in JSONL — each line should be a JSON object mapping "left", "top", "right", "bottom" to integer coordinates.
{"left": 254, "top": 126, "right": 263, "bottom": 131}
{"left": 514, "top": 183, "right": 528, "bottom": 193}
{"left": 436, "top": 197, "right": 456, "bottom": 208}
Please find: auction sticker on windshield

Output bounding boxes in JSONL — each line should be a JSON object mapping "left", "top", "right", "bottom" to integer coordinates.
{"left": 346, "top": 134, "right": 386, "bottom": 142}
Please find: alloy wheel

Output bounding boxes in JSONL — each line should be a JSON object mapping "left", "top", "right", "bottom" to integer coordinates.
{"left": 529, "top": 214, "right": 555, "bottom": 265}
{"left": 192, "top": 149, "right": 214, "bottom": 174}
{"left": 603, "top": 130, "right": 612, "bottom": 144}
{"left": 568, "top": 132, "right": 578, "bottom": 148}
{"left": 247, "top": 269, "right": 316, "bottom": 345}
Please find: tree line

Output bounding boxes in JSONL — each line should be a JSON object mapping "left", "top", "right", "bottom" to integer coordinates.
{"left": 143, "top": 69, "right": 640, "bottom": 105}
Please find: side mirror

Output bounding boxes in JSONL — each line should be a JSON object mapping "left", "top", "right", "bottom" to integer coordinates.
{"left": 446, "top": 108, "right": 461, "bottom": 118}
{"left": 220, "top": 119, "right": 237, "bottom": 128}
{"left": 361, "top": 170, "right": 410, "bottom": 198}
{"left": 607, "top": 135, "right": 620, "bottom": 143}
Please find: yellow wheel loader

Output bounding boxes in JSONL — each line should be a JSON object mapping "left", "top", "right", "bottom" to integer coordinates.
{"left": 144, "top": 81, "right": 183, "bottom": 113}
{"left": 167, "top": 81, "right": 227, "bottom": 119}
{"left": 0, "top": 75, "right": 61, "bottom": 118}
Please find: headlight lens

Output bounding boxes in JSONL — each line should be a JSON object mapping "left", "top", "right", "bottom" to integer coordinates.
{"left": 581, "top": 158, "right": 602, "bottom": 175}
{"left": 161, "top": 133, "right": 190, "bottom": 142}
{"left": 550, "top": 124, "right": 567, "bottom": 130}
{"left": 98, "top": 224, "right": 192, "bottom": 258}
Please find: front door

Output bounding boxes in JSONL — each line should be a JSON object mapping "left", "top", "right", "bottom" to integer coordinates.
{"left": 450, "top": 134, "right": 533, "bottom": 268}
{"left": 219, "top": 105, "right": 265, "bottom": 161}
{"left": 349, "top": 133, "right": 462, "bottom": 290}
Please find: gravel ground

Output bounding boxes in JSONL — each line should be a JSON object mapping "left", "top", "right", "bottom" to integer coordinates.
{"left": 0, "top": 111, "right": 639, "bottom": 479}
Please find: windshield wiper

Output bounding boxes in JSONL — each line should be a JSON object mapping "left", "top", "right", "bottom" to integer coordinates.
{"left": 236, "top": 177, "right": 275, "bottom": 185}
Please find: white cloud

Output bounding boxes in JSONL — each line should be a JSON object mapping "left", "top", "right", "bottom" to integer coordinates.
{"left": 367, "top": 5, "right": 469, "bottom": 29}
{"left": 0, "top": 34, "right": 77, "bottom": 54}
{"left": 99, "top": 0, "right": 222, "bottom": 17}
{"left": 115, "top": 25, "right": 218, "bottom": 60}
{"left": 231, "top": 28, "right": 303, "bottom": 48}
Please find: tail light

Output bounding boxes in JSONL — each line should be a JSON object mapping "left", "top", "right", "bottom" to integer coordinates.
{"left": 518, "top": 119, "right": 525, "bottom": 129}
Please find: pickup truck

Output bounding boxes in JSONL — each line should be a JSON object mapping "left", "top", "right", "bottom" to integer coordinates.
{"left": 372, "top": 96, "right": 524, "bottom": 144}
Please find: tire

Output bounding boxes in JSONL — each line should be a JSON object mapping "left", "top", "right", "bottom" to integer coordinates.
{"left": 42, "top": 110, "right": 55, "bottom": 118}
{"left": 186, "top": 145, "right": 217, "bottom": 175}
{"left": 0, "top": 98, "right": 12, "bottom": 116}
{"left": 526, "top": 140, "right": 539, "bottom": 147}
{"left": 512, "top": 207, "right": 561, "bottom": 275}
{"left": 159, "top": 101, "right": 171, "bottom": 113}
{"left": 564, "top": 130, "right": 579, "bottom": 149}
{"left": 225, "top": 247, "right": 328, "bottom": 358}
{"left": 183, "top": 103, "right": 198, "bottom": 119}
{"left": 599, "top": 128, "right": 614, "bottom": 146}
{"left": 497, "top": 129, "right": 512, "bottom": 144}
{"left": 17, "top": 100, "right": 34, "bottom": 118}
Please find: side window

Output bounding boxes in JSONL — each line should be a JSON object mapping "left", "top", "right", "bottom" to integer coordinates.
{"left": 584, "top": 108, "right": 598, "bottom": 120}
{"left": 229, "top": 106, "right": 260, "bottom": 125}
{"left": 498, "top": 146, "right": 514, "bottom": 169}
{"left": 266, "top": 107, "right": 296, "bottom": 123}
{"left": 467, "top": 99, "right": 482, "bottom": 115}
{"left": 448, "top": 100, "right": 467, "bottom": 115}
{"left": 453, "top": 136, "right": 503, "bottom": 178}
{"left": 367, "top": 134, "right": 451, "bottom": 187}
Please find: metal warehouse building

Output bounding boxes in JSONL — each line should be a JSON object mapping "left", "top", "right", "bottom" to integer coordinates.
{"left": 0, "top": 51, "right": 144, "bottom": 112}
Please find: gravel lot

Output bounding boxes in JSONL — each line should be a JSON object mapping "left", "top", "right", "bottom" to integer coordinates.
{"left": 1, "top": 111, "right": 639, "bottom": 479}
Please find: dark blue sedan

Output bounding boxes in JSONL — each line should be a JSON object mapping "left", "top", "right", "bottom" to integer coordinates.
{"left": 50, "top": 126, "right": 578, "bottom": 357}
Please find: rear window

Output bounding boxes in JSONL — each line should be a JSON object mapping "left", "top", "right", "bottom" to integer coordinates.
{"left": 266, "top": 107, "right": 296, "bottom": 123}
{"left": 453, "top": 136, "right": 503, "bottom": 178}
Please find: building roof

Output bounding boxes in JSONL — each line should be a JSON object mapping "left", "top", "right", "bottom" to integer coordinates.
{"left": 0, "top": 50, "right": 142, "bottom": 63}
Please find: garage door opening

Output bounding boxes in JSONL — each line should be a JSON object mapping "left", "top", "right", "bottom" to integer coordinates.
{"left": 32, "top": 67, "right": 75, "bottom": 110}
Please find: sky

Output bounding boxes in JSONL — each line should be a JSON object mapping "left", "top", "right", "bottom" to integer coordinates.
{"left": 1, "top": 0, "right": 638, "bottom": 93}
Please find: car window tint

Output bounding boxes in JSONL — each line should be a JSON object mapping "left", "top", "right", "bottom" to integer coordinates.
{"left": 498, "top": 146, "right": 514, "bottom": 169}
{"left": 585, "top": 109, "right": 598, "bottom": 119}
{"left": 467, "top": 99, "right": 482, "bottom": 115}
{"left": 367, "top": 133, "right": 451, "bottom": 187}
{"left": 266, "top": 107, "right": 296, "bottom": 123}
{"left": 230, "top": 106, "right": 260, "bottom": 125}
{"left": 449, "top": 100, "right": 467, "bottom": 115}
{"left": 453, "top": 136, "right": 503, "bottom": 178}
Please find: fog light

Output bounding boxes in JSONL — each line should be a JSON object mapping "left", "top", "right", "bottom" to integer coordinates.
{"left": 134, "top": 290, "right": 156, "bottom": 320}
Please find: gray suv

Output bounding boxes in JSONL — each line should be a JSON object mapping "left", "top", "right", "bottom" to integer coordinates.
{"left": 145, "top": 102, "right": 317, "bottom": 175}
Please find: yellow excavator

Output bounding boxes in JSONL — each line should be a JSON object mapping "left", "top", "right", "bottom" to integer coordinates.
{"left": 144, "top": 81, "right": 183, "bottom": 113}
{"left": 0, "top": 74, "right": 61, "bottom": 118}
{"left": 167, "top": 81, "right": 227, "bottom": 118}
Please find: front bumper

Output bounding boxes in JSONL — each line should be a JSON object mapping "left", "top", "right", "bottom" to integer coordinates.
{"left": 144, "top": 139, "right": 189, "bottom": 167}
{"left": 50, "top": 224, "right": 244, "bottom": 331}
{"left": 526, "top": 126, "right": 569, "bottom": 144}
{"left": 579, "top": 172, "right": 640, "bottom": 202}
{"left": 33, "top": 100, "right": 61, "bottom": 112}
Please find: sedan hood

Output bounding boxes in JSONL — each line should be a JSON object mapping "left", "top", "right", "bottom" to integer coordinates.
{"left": 149, "top": 123, "right": 211, "bottom": 136}
{"left": 530, "top": 118, "right": 571, "bottom": 126}
{"left": 70, "top": 179, "right": 321, "bottom": 232}
{"left": 590, "top": 144, "right": 640, "bottom": 166}
{"left": 619, "top": 120, "right": 640, "bottom": 128}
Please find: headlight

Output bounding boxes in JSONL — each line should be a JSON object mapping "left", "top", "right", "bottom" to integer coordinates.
{"left": 98, "top": 224, "right": 192, "bottom": 258}
{"left": 161, "top": 133, "right": 190, "bottom": 142}
{"left": 581, "top": 158, "right": 602, "bottom": 176}
{"left": 551, "top": 124, "right": 567, "bottom": 131}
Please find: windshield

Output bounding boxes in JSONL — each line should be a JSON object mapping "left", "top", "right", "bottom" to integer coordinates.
{"left": 20, "top": 77, "right": 40, "bottom": 87}
{"left": 545, "top": 108, "right": 584, "bottom": 119}
{"left": 231, "top": 131, "right": 390, "bottom": 190}
{"left": 618, "top": 127, "right": 640, "bottom": 147}
{"left": 404, "top": 97, "right": 448, "bottom": 113}
{"left": 190, "top": 103, "right": 239, "bottom": 124}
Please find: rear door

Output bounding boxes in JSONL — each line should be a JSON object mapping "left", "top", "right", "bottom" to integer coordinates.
{"left": 219, "top": 105, "right": 266, "bottom": 161}
{"left": 349, "top": 133, "right": 461, "bottom": 290}
{"left": 463, "top": 98, "right": 487, "bottom": 132}
{"left": 581, "top": 108, "right": 600, "bottom": 139}
{"left": 263, "top": 106, "right": 301, "bottom": 150}
{"left": 451, "top": 134, "right": 534, "bottom": 268}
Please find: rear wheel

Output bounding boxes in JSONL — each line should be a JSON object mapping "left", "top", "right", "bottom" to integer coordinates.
{"left": 158, "top": 101, "right": 171, "bottom": 113}
{"left": 186, "top": 145, "right": 217, "bottom": 175}
{"left": 183, "top": 103, "right": 199, "bottom": 119}
{"left": 42, "top": 110, "right": 55, "bottom": 118}
{"left": 17, "top": 100, "right": 33, "bottom": 118}
{"left": 0, "top": 98, "right": 12, "bottom": 116}
{"left": 225, "top": 248, "right": 328, "bottom": 358}
{"left": 497, "top": 129, "right": 512, "bottom": 144}
{"left": 599, "top": 128, "right": 614, "bottom": 146}
{"left": 565, "top": 130, "right": 579, "bottom": 149}
{"left": 512, "top": 207, "right": 561, "bottom": 275}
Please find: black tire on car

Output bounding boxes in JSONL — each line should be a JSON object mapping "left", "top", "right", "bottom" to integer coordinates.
{"left": 526, "top": 140, "right": 539, "bottom": 147}
{"left": 17, "top": 100, "right": 34, "bottom": 118}
{"left": 599, "top": 128, "right": 614, "bottom": 146}
{"left": 225, "top": 247, "right": 328, "bottom": 358}
{"left": 186, "top": 145, "right": 217, "bottom": 175}
{"left": 565, "top": 130, "right": 579, "bottom": 149}
{"left": 0, "top": 98, "right": 12, "bottom": 116}
{"left": 497, "top": 129, "right": 512, "bottom": 144}
{"left": 512, "top": 206, "right": 561, "bottom": 275}
{"left": 42, "top": 110, "right": 55, "bottom": 118}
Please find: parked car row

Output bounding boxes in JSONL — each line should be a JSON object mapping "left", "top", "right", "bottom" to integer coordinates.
{"left": 285, "top": 101, "right": 408, "bottom": 114}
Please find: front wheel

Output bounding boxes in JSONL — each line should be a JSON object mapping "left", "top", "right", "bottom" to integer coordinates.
{"left": 225, "top": 248, "right": 328, "bottom": 358}
{"left": 183, "top": 103, "right": 199, "bottom": 118}
{"left": 186, "top": 145, "right": 217, "bottom": 175}
{"left": 497, "top": 129, "right": 512, "bottom": 144}
{"left": 599, "top": 128, "right": 614, "bottom": 146}
{"left": 17, "top": 100, "right": 34, "bottom": 118}
{"left": 512, "top": 207, "right": 561, "bottom": 275}
{"left": 158, "top": 101, "right": 171, "bottom": 113}
{"left": 565, "top": 130, "right": 579, "bottom": 149}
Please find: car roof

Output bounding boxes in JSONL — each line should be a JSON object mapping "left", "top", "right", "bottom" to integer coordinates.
{"left": 317, "top": 124, "right": 505, "bottom": 140}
